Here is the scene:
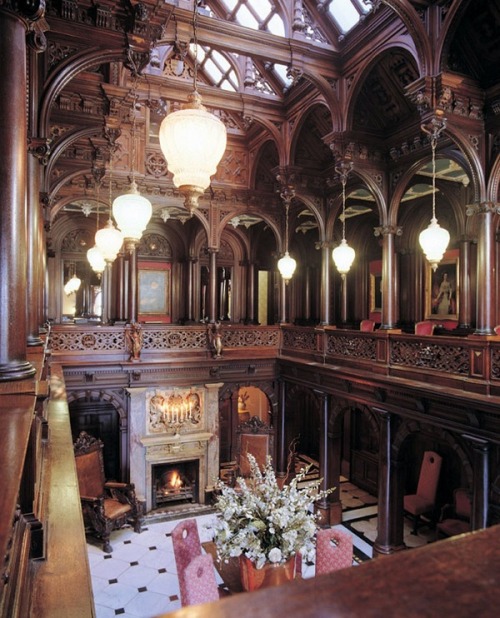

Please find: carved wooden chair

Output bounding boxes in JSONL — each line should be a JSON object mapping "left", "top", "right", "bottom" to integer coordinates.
{"left": 414, "top": 320, "right": 436, "bottom": 336}
{"left": 236, "top": 415, "right": 274, "bottom": 477}
{"left": 73, "top": 431, "right": 142, "bottom": 553}
{"left": 436, "top": 488, "right": 472, "bottom": 539}
{"left": 360, "top": 319, "right": 376, "bottom": 332}
{"left": 404, "top": 450, "right": 442, "bottom": 534}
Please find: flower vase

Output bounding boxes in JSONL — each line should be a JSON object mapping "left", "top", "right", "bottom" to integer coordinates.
{"left": 239, "top": 554, "right": 297, "bottom": 592}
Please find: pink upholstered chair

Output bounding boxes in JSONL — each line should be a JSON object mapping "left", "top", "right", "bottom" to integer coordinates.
{"left": 494, "top": 325, "right": 500, "bottom": 335}
{"left": 404, "top": 450, "right": 442, "bottom": 534}
{"left": 414, "top": 320, "right": 436, "bottom": 336}
{"left": 171, "top": 519, "right": 203, "bottom": 606}
{"left": 315, "top": 528, "right": 353, "bottom": 576}
{"left": 436, "top": 488, "right": 472, "bottom": 539}
{"left": 183, "top": 554, "right": 220, "bottom": 606}
{"left": 360, "top": 319, "right": 376, "bottom": 332}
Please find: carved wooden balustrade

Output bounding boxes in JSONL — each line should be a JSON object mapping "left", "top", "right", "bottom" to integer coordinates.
{"left": 281, "top": 325, "right": 500, "bottom": 397}
{"left": 49, "top": 323, "right": 500, "bottom": 396}
{"left": 50, "top": 324, "right": 280, "bottom": 362}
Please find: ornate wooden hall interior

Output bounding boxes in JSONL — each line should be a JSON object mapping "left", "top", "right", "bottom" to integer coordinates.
{"left": 2, "top": 0, "right": 500, "bottom": 615}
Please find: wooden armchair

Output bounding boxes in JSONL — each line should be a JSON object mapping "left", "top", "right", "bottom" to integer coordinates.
{"left": 436, "top": 488, "right": 472, "bottom": 539}
{"left": 73, "top": 431, "right": 142, "bottom": 552}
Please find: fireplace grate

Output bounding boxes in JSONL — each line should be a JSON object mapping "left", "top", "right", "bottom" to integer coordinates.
{"left": 152, "top": 462, "right": 198, "bottom": 509}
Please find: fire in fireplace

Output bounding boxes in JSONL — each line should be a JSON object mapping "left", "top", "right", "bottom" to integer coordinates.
{"left": 152, "top": 461, "right": 199, "bottom": 510}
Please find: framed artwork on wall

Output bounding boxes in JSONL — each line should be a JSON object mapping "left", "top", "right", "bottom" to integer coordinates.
{"left": 370, "top": 273, "right": 382, "bottom": 313}
{"left": 425, "top": 256, "right": 459, "bottom": 319}
{"left": 138, "top": 261, "right": 171, "bottom": 323}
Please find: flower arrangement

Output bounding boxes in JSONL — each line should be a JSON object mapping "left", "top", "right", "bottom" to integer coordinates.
{"left": 211, "top": 453, "right": 334, "bottom": 569}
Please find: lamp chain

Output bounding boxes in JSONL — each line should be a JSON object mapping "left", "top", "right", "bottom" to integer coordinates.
{"left": 335, "top": 160, "right": 353, "bottom": 241}
{"left": 131, "top": 87, "right": 137, "bottom": 185}
{"left": 341, "top": 173, "right": 347, "bottom": 241}
{"left": 421, "top": 116, "right": 446, "bottom": 221}
{"left": 193, "top": 0, "right": 199, "bottom": 92}
{"left": 95, "top": 181, "right": 100, "bottom": 231}
{"left": 284, "top": 200, "right": 290, "bottom": 253}
{"left": 431, "top": 131, "right": 437, "bottom": 220}
{"left": 108, "top": 155, "right": 113, "bottom": 221}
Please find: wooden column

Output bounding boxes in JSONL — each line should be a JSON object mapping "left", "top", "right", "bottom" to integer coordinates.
{"left": 114, "top": 254, "right": 126, "bottom": 322}
{"left": 373, "top": 408, "right": 405, "bottom": 556}
{"left": 246, "top": 261, "right": 257, "bottom": 324}
{"left": 459, "top": 236, "right": 472, "bottom": 329}
{"left": 276, "top": 379, "right": 287, "bottom": 483}
{"left": 26, "top": 40, "right": 47, "bottom": 346}
{"left": 314, "top": 390, "right": 333, "bottom": 526}
{"left": 208, "top": 249, "right": 218, "bottom": 323}
{"left": 339, "top": 274, "right": 348, "bottom": 325}
{"left": 128, "top": 248, "right": 138, "bottom": 324}
{"left": 280, "top": 277, "right": 288, "bottom": 324}
{"left": 463, "top": 434, "right": 489, "bottom": 530}
{"left": 469, "top": 202, "right": 497, "bottom": 335}
{"left": 185, "top": 257, "right": 195, "bottom": 323}
{"left": 0, "top": 8, "right": 35, "bottom": 380}
{"left": 319, "top": 242, "right": 331, "bottom": 325}
{"left": 376, "top": 225, "right": 402, "bottom": 330}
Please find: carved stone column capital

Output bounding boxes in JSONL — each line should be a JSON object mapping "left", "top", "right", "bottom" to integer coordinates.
{"left": 374, "top": 225, "right": 403, "bottom": 237}
{"left": 28, "top": 136, "right": 51, "bottom": 164}
{"left": 466, "top": 202, "right": 500, "bottom": 217}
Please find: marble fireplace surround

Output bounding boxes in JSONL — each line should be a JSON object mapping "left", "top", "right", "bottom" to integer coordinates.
{"left": 128, "top": 383, "right": 222, "bottom": 513}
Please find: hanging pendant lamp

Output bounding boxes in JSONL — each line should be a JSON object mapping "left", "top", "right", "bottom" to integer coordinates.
{"left": 277, "top": 196, "right": 297, "bottom": 283}
{"left": 332, "top": 161, "right": 355, "bottom": 276}
{"left": 419, "top": 117, "right": 449, "bottom": 271}
{"left": 87, "top": 179, "right": 106, "bottom": 277}
{"left": 159, "top": 0, "right": 226, "bottom": 214}
{"left": 113, "top": 84, "right": 152, "bottom": 252}
{"left": 64, "top": 263, "right": 81, "bottom": 296}
{"left": 95, "top": 156, "right": 123, "bottom": 263}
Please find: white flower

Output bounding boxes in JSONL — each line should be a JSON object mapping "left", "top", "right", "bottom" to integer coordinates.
{"left": 211, "top": 453, "right": 335, "bottom": 569}
{"left": 268, "top": 547, "right": 282, "bottom": 563}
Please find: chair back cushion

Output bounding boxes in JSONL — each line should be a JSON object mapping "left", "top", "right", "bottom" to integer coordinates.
{"left": 75, "top": 448, "right": 106, "bottom": 498}
{"left": 360, "top": 319, "right": 375, "bottom": 332}
{"left": 172, "top": 519, "right": 202, "bottom": 606}
{"left": 416, "top": 451, "right": 442, "bottom": 503}
{"left": 183, "top": 554, "right": 219, "bottom": 606}
{"left": 315, "top": 528, "right": 353, "bottom": 575}
{"left": 454, "top": 488, "right": 472, "bottom": 519}
{"left": 415, "top": 321, "right": 435, "bottom": 335}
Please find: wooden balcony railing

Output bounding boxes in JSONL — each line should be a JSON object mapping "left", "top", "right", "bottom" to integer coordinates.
{"left": 49, "top": 324, "right": 500, "bottom": 397}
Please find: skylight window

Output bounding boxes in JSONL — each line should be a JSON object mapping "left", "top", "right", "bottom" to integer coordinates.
{"left": 329, "top": 0, "right": 361, "bottom": 33}
{"left": 273, "top": 63, "right": 294, "bottom": 89}
{"left": 190, "top": 44, "right": 238, "bottom": 92}
{"left": 217, "top": 0, "right": 285, "bottom": 36}
{"left": 327, "top": 0, "right": 372, "bottom": 34}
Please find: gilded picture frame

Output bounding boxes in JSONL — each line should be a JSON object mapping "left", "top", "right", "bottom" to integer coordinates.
{"left": 138, "top": 267, "right": 171, "bottom": 320}
{"left": 425, "top": 257, "right": 459, "bottom": 319}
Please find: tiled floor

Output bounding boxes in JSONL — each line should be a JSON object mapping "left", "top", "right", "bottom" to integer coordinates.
{"left": 88, "top": 479, "right": 427, "bottom": 618}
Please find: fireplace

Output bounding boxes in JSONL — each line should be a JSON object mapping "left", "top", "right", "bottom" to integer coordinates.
{"left": 128, "top": 383, "right": 222, "bottom": 514}
{"left": 152, "top": 460, "right": 199, "bottom": 510}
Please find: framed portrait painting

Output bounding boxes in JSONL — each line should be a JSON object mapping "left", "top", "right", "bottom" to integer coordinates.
{"left": 138, "top": 261, "right": 171, "bottom": 323}
{"left": 425, "top": 257, "right": 459, "bottom": 319}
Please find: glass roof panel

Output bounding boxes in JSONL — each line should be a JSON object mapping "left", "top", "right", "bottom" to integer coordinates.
{"left": 268, "top": 14, "right": 285, "bottom": 37}
{"left": 328, "top": 0, "right": 360, "bottom": 33}
{"left": 236, "top": 5, "right": 259, "bottom": 30}
{"left": 273, "top": 63, "right": 293, "bottom": 88}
